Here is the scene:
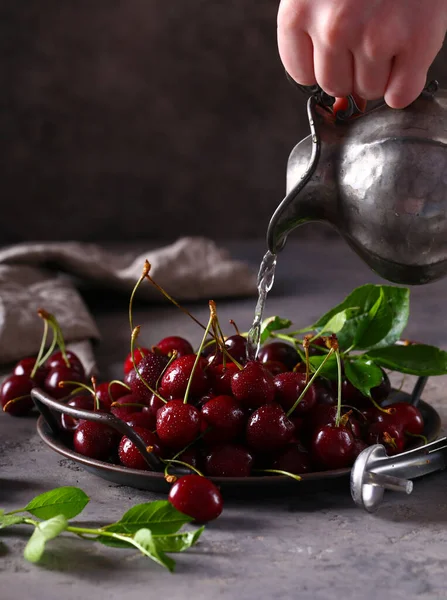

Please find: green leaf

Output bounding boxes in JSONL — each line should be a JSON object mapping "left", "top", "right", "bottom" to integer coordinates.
{"left": 316, "top": 310, "right": 348, "bottom": 336}
{"left": 104, "top": 501, "right": 193, "bottom": 535}
{"left": 260, "top": 316, "right": 292, "bottom": 344}
{"left": 24, "top": 487, "right": 90, "bottom": 520}
{"left": 151, "top": 527, "right": 204, "bottom": 553}
{"left": 132, "top": 529, "right": 176, "bottom": 572}
{"left": 23, "top": 515, "right": 67, "bottom": 563}
{"left": 312, "top": 285, "right": 409, "bottom": 351}
{"left": 366, "top": 344, "right": 447, "bottom": 376}
{"left": 344, "top": 358, "right": 384, "bottom": 398}
{"left": 309, "top": 354, "right": 339, "bottom": 380}
{"left": 0, "top": 514, "right": 27, "bottom": 530}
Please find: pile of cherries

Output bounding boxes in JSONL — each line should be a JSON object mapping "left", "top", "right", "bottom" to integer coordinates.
{"left": 0, "top": 303, "right": 425, "bottom": 523}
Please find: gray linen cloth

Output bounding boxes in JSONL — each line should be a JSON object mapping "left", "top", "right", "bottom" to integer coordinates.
{"left": 0, "top": 237, "right": 257, "bottom": 376}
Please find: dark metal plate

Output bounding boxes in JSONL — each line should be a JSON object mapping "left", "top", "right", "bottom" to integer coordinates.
{"left": 36, "top": 390, "right": 442, "bottom": 496}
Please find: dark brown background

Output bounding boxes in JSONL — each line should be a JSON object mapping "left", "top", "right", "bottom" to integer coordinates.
{"left": 2, "top": 1, "right": 446, "bottom": 243}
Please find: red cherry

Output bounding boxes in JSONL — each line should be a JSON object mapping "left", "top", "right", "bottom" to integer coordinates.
{"left": 13, "top": 357, "right": 49, "bottom": 387}
{"left": 44, "top": 366, "right": 86, "bottom": 399}
{"left": 231, "top": 361, "right": 275, "bottom": 409}
{"left": 110, "top": 394, "right": 143, "bottom": 420}
{"left": 311, "top": 424, "right": 356, "bottom": 470}
{"left": 258, "top": 341, "right": 299, "bottom": 370}
{"left": 73, "top": 421, "right": 118, "bottom": 460}
{"left": 366, "top": 422, "right": 405, "bottom": 455}
{"left": 0, "top": 374, "right": 34, "bottom": 416}
{"left": 60, "top": 395, "right": 97, "bottom": 431}
{"left": 155, "top": 336, "right": 194, "bottom": 358}
{"left": 94, "top": 381, "right": 129, "bottom": 411}
{"left": 204, "top": 444, "right": 253, "bottom": 477}
{"left": 262, "top": 360, "right": 289, "bottom": 376}
{"left": 168, "top": 475, "right": 223, "bottom": 522}
{"left": 208, "top": 335, "right": 248, "bottom": 366}
{"left": 271, "top": 443, "right": 312, "bottom": 475}
{"left": 118, "top": 427, "right": 163, "bottom": 470}
{"left": 123, "top": 347, "right": 151, "bottom": 375}
{"left": 124, "top": 353, "right": 169, "bottom": 402}
{"left": 124, "top": 411, "right": 158, "bottom": 431}
{"left": 376, "top": 402, "right": 424, "bottom": 436}
{"left": 159, "top": 355, "right": 209, "bottom": 400}
{"left": 46, "top": 351, "right": 85, "bottom": 378}
{"left": 246, "top": 403, "right": 295, "bottom": 452}
{"left": 201, "top": 395, "right": 245, "bottom": 443}
{"left": 156, "top": 399, "right": 201, "bottom": 449}
{"left": 273, "top": 372, "right": 317, "bottom": 415}
{"left": 141, "top": 394, "right": 166, "bottom": 429}
{"left": 208, "top": 363, "right": 239, "bottom": 396}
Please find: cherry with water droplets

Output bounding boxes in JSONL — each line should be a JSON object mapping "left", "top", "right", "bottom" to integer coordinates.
{"left": 0, "top": 375, "right": 34, "bottom": 416}
{"left": 73, "top": 421, "right": 119, "bottom": 460}
{"left": 207, "top": 335, "right": 248, "bottom": 366}
{"left": 168, "top": 475, "right": 223, "bottom": 522}
{"left": 111, "top": 394, "right": 143, "bottom": 420}
{"left": 156, "top": 399, "right": 201, "bottom": 449}
{"left": 273, "top": 372, "right": 317, "bottom": 415}
{"left": 246, "top": 403, "right": 295, "bottom": 452}
{"left": 201, "top": 395, "right": 245, "bottom": 443}
{"left": 125, "top": 352, "right": 169, "bottom": 402}
{"left": 311, "top": 424, "right": 356, "bottom": 469}
{"left": 258, "top": 341, "right": 299, "bottom": 370}
{"left": 123, "top": 346, "right": 151, "bottom": 375}
{"left": 118, "top": 427, "right": 163, "bottom": 470}
{"left": 204, "top": 444, "right": 253, "bottom": 477}
{"left": 262, "top": 360, "right": 289, "bottom": 376}
{"left": 155, "top": 336, "right": 194, "bottom": 358}
{"left": 208, "top": 363, "right": 239, "bottom": 396}
{"left": 231, "top": 361, "right": 275, "bottom": 409}
{"left": 159, "top": 355, "right": 209, "bottom": 400}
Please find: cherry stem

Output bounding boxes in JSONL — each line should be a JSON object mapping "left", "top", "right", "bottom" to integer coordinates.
{"left": 131, "top": 326, "right": 166, "bottom": 403}
{"left": 59, "top": 380, "right": 96, "bottom": 403}
{"left": 303, "top": 335, "right": 312, "bottom": 384}
{"left": 335, "top": 349, "right": 343, "bottom": 428}
{"left": 253, "top": 469, "right": 302, "bottom": 482}
{"left": 90, "top": 377, "right": 100, "bottom": 411}
{"left": 143, "top": 260, "right": 207, "bottom": 331}
{"left": 156, "top": 351, "right": 178, "bottom": 389}
{"left": 286, "top": 348, "right": 335, "bottom": 417}
{"left": 111, "top": 401, "right": 147, "bottom": 409}
{"left": 162, "top": 458, "right": 204, "bottom": 478}
{"left": 38, "top": 309, "right": 70, "bottom": 368}
{"left": 128, "top": 268, "right": 147, "bottom": 335}
{"left": 3, "top": 395, "right": 31, "bottom": 412}
{"left": 30, "top": 319, "right": 49, "bottom": 378}
{"left": 107, "top": 380, "right": 130, "bottom": 404}
{"left": 183, "top": 302, "right": 215, "bottom": 404}
{"left": 229, "top": 320, "right": 240, "bottom": 335}
{"left": 406, "top": 432, "right": 428, "bottom": 445}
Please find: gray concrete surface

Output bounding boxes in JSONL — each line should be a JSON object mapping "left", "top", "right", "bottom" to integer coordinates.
{"left": 1, "top": 238, "right": 447, "bottom": 600}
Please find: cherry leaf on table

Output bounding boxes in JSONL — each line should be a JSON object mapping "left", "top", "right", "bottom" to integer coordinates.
{"left": 103, "top": 500, "right": 193, "bottom": 535}
{"left": 260, "top": 316, "right": 292, "bottom": 344}
{"left": 23, "top": 515, "right": 67, "bottom": 563}
{"left": 366, "top": 344, "right": 447, "bottom": 376}
{"left": 131, "top": 528, "right": 176, "bottom": 572}
{"left": 344, "top": 358, "right": 384, "bottom": 398}
{"left": 149, "top": 527, "right": 204, "bottom": 553}
{"left": 23, "top": 487, "right": 90, "bottom": 520}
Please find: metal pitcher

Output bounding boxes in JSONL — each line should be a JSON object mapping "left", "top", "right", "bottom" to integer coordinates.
{"left": 267, "top": 81, "right": 447, "bottom": 285}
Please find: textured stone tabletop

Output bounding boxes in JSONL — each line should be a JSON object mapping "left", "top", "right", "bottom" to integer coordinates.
{"left": 1, "top": 238, "right": 447, "bottom": 600}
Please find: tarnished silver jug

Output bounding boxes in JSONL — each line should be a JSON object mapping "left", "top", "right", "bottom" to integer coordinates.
{"left": 267, "top": 81, "right": 447, "bottom": 285}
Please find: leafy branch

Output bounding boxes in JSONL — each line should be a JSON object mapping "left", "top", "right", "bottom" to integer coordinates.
{"left": 0, "top": 486, "right": 204, "bottom": 571}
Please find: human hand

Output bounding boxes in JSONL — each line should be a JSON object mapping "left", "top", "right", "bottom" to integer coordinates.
{"left": 277, "top": 0, "right": 447, "bottom": 108}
